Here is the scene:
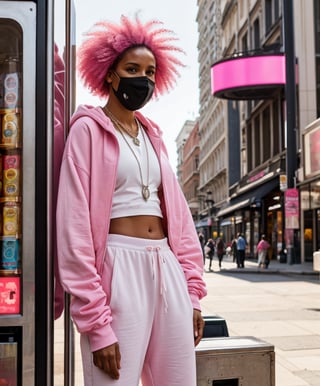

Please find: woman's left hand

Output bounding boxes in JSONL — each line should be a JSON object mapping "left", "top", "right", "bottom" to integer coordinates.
{"left": 193, "top": 309, "right": 204, "bottom": 346}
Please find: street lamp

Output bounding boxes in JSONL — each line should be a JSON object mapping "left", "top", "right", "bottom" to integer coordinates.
{"left": 205, "top": 191, "right": 215, "bottom": 212}
{"left": 283, "top": 0, "right": 299, "bottom": 264}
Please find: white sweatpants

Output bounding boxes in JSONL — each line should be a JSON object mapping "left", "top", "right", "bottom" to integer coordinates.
{"left": 80, "top": 234, "right": 196, "bottom": 386}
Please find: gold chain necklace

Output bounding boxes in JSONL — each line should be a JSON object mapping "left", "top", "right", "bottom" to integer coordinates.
{"left": 104, "top": 106, "right": 140, "bottom": 146}
{"left": 117, "top": 119, "right": 150, "bottom": 201}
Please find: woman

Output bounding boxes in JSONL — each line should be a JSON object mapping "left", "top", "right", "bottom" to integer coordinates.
{"left": 205, "top": 238, "right": 215, "bottom": 271}
{"left": 56, "top": 15, "right": 207, "bottom": 386}
{"left": 257, "top": 234, "right": 270, "bottom": 269}
{"left": 216, "top": 237, "right": 225, "bottom": 269}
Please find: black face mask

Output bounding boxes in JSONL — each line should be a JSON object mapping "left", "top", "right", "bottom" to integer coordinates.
{"left": 112, "top": 74, "right": 155, "bottom": 111}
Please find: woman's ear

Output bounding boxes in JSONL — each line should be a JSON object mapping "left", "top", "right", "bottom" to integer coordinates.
{"left": 105, "top": 71, "right": 113, "bottom": 84}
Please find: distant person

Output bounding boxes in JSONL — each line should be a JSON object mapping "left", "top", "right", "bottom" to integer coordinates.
{"left": 205, "top": 238, "right": 215, "bottom": 271}
{"left": 236, "top": 233, "right": 246, "bottom": 268}
{"left": 198, "top": 232, "right": 205, "bottom": 263}
{"left": 257, "top": 234, "right": 271, "bottom": 269}
{"left": 216, "top": 237, "right": 225, "bottom": 269}
{"left": 231, "top": 236, "right": 238, "bottom": 263}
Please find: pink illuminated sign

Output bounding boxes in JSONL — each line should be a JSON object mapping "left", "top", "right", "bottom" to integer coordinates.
{"left": 0, "top": 277, "right": 20, "bottom": 314}
{"left": 285, "top": 188, "right": 299, "bottom": 229}
{"left": 211, "top": 55, "right": 287, "bottom": 95}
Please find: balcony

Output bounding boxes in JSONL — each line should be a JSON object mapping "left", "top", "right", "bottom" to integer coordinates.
{"left": 211, "top": 50, "right": 296, "bottom": 100}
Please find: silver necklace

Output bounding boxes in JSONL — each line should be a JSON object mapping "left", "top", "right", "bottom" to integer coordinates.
{"left": 118, "top": 120, "right": 150, "bottom": 201}
{"left": 104, "top": 106, "right": 140, "bottom": 146}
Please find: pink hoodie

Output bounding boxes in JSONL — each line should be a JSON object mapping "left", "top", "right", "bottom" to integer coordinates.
{"left": 56, "top": 105, "right": 207, "bottom": 352}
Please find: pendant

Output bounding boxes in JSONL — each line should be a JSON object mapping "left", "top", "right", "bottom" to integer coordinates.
{"left": 133, "top": 137, "right": 140, "bottom": 146}
{"left": 142, "top": 185, "right": 150, "bottom": 201}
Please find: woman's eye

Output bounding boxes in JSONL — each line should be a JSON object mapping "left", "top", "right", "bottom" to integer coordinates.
{"left": 126, "top": 67, "right": 137, "bottom": 74}
{"left": 147, "top": 69, "right": 155, "bottom": 76}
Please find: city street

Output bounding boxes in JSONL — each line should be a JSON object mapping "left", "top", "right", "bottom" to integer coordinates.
{"left": 54, "top": 257, "right": 320, "bottom": 386}
{"left": 201, "top": 257, "right": 320, "bottom": 386}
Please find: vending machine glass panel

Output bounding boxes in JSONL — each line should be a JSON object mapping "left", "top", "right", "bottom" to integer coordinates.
{"left": 0, "top": 19, "right": 22, "bottom": 316}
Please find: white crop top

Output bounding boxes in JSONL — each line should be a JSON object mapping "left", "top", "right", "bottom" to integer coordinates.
{"left": 110, "top": 125, "right": 163, "bottom": 219}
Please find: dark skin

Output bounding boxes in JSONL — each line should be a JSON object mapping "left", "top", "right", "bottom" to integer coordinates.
{"left": 93, "top": 46, "right": 204, "bottom": 380}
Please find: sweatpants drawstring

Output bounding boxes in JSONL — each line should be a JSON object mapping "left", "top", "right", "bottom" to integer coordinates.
{"left": 146, "top": 245, "right": 168, "bottom": 312}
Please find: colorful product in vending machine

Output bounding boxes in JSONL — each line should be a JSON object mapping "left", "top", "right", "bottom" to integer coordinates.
{"left": 2, "top": 201, "right": 20, "bottom": 237}
{"left": 0, "top": 238, "right": 20, "bottom": 271}
{"left": 3, "top": 57, "right": 20, "bottom": 109}
{"left": 0, "top": 153, "right": 2, "bottom": 195}
{"left": 1, "top": 109, "right": 20, "bottom": 147}
{"left": 2, "top": 152, "right": 20, "bottom": 197}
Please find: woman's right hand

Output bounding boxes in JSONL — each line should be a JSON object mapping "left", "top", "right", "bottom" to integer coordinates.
{"left": 93, "top": 342, "right": 121, "bottom": 379}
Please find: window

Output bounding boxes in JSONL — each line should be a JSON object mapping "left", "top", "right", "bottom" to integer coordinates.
{"left": 253, "top": 18, "right": 260, "bottom": 49}
{"left": 254, "top": 116, "right": 261, "bottom": 167}
{"left": 272, "top": 100, "right": 280, "bottom": 156}
{"left": 247, "top": 123, "right": 252, "bottom": 172}
{"left": 265, "top": 0, "right": 280, "bottom": 34}
{"left": 262, "top": 106, "right": 271, "bottom": 162}
{"left": 195, "top": 156, "right": 199, "bottom": 170}
{"left": 274, "top": 0, "right": 280, "bottom": 20}
{"left": 265, "top": 0, "right": 272, "bottom": 32}
{"left": 242, "top": 33, "right": 248, "bottom": 52}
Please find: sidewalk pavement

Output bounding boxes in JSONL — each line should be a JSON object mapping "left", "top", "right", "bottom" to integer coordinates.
{"left": 205, "top": 254, "right": 319, "bottom": 276}
{"left": 54, "top": 256, "right": 319, "bottom": 385}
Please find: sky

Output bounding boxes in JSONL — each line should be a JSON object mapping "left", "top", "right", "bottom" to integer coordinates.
{"left": 71, "top": 0, "right": 200, "bottom": 170}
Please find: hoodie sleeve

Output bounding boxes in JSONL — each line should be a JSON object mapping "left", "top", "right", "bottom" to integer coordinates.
{"left": 174, "top": 186, "right": 207, "bottom": 310}
{"left": 56, "top": 123, "right": 117, "bottom": 352}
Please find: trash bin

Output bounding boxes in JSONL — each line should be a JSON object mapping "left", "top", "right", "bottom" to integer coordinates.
{"left": 196, "top": 336, "right": 275, "bottom": 386}
{"left": 203, "top": 315, "right": 229, "bottom": 338}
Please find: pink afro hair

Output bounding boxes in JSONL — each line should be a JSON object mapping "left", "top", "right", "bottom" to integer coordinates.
{"left": 77, "top": 14, "right": 185, "bottom": 99}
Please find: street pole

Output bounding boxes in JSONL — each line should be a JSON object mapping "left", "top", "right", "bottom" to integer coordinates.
{"left": 283, "top": 0, "right": 298, "bottom": 264}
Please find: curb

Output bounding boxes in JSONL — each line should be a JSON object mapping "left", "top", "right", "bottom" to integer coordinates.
{"left": 218, "top": 268, "right": 319, "bottom": 276}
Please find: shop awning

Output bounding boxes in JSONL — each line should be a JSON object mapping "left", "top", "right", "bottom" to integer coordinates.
{"left": 217, "top": 199, "right": 251, "bottom": 217}
{"left": 220, "top": 218, "right": 232, "bottom": 226}
{"left": 195, "top": 218, "right": 209, "bottom": 228}
{"left": 216, "top": 178, "right": 279, "bottom": 218}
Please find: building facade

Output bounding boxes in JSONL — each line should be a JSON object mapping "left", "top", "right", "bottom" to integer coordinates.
{"left": 176, "top": 120, "right": 195, "bottom": 186}
{"left": 196, "top": 0, "right": 229, "bottom": 241}
{"left": 193, "top": 0, "right": 320, "bottom": 262}
{"left": 180, "top": 121, "right": 200, "bottom": 218}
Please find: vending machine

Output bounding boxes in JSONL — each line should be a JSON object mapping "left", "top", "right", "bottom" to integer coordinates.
{"left": 0, "top": 0, "right": 75, "bottom": 384}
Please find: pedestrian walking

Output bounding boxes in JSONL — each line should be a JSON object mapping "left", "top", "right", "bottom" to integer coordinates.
{"left": 205, "top": 238, "right": 215, "bottom": 271}
{"left": 236, "top": 233, "right": 246, "bottom": 268}
{"left": 257, "top": 234, "right": 271, "bottom": 269}
{"left": 231, "top": 236, "right": 238, "bottom": 263}
{"left": 198, "top": 232, "right": 206, "bottom": 264}
{"left": 216, "top": 237, "right": 225, "bottom": 269}
{"left": 56, "top": 15, "right": 207, "bottom": 386}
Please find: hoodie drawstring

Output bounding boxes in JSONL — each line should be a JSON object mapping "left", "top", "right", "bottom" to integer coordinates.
{"left": 146, "top": 245, "right": 168, "bottom": 313}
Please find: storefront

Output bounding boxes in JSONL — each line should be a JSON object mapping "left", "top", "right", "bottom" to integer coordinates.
{"left": 217, "top": 176, "right": 281, "bottom": 258}
{"left": 300, "top": 118, "right": 320, "bottom": 261}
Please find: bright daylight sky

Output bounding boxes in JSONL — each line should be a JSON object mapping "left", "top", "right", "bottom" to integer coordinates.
{"left": 71, "top": 0, "right": 200, "bottom": 170}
